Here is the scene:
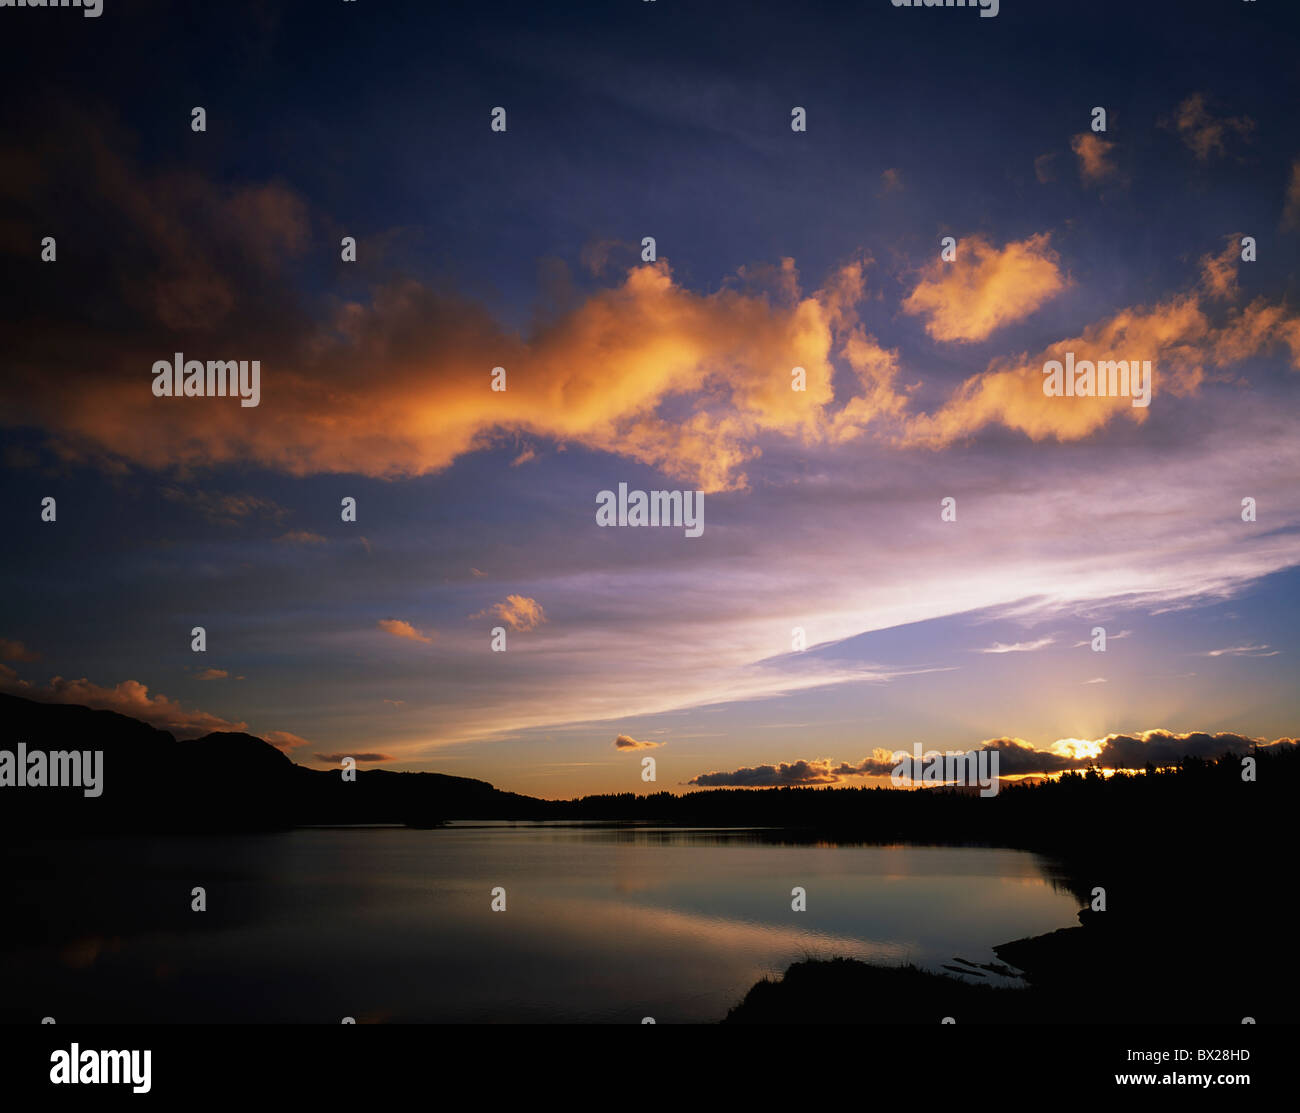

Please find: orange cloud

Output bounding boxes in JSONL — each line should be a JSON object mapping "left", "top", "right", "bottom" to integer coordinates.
{"left": 827, "top": 326, "right": 910, "bottom": 442}
{"left": 0, "top": 125, "right": 911, "bottom": 494}
{"left": 1198, "top": 237, "right": 1242, "bottom": 300}
{"left": 0, "top": 674, "right": 245, "bottom": 737}
{"left": 0, "top": 638, "right": 40, "bottom": 662}
{"left": 902, "top": 271, "right": 1300, "bottom": 449}
{"left": 901, "top": 233, "right": 1067, "bottom": 343}
{"left": 614, "top": 734, "right": 662, "bottom": 750}
{"left": 264, "top": 730, "right": 313, "bottom": 753}
{"left": 12, "top": 256, "right": 899, "bottom": 494}
{"left": 5, "top": 123, "right": 1297, "bottom": 496}
{"left": 474, "top": 595, "right": 547, "bottom": 632}
{"left": 1165, "top": 93, "right": 1254, "bottom": 162}
{"left": 377, "top": 619, "right": 434, "bottom": 645}
{"left": 1071, "top": 132, "right": 1117, "bottom": 185}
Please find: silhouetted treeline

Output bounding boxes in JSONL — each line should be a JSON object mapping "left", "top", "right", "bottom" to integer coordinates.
{"left": 2, "top": 693, "right": 1293, "bottom": 859}
{"left": 557, "top": 748, "right": 1293, "bottom": 851}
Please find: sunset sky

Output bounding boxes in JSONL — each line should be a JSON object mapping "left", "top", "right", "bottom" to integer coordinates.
{"left": 2, "top": 0, "right": 1297, "bottom": 796}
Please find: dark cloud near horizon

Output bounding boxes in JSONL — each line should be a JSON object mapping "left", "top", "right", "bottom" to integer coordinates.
{"left": 688, "top": 759, "right": 840, "bottom": 787}
{"left": 1093, "top": 731, "right": 1295, "bottom": 770}
{"left": 689, "top": 732, "right": 1298, "bottom": 786}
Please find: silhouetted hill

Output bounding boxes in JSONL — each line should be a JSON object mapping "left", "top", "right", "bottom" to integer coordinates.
{"left": 288, "top": 765, "right": 547, "bottom": 826}
{"left": 0, "top": 693, "right": 546, "bottom": 831}
{"left": 724, "top": 959, "right": 1030, "bottom": 1024}
{"left": 187, "top": 730, "right": 296, "bottom": 773}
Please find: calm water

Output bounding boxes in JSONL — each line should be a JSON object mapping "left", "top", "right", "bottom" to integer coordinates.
{"left": 3, "top": 824, "right": 1080, "bottom": 1023}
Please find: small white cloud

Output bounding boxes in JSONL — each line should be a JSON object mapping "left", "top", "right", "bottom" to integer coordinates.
{"left": 976, "top": 637, "right": 1056, "bottom": 654}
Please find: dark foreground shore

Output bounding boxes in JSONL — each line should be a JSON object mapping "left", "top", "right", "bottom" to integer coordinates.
{"left": 725, "top": 868, "right": 1281, "bottom": 1024}
{"left": 723, "top": 743, "right": 1292, "bottom": 1024}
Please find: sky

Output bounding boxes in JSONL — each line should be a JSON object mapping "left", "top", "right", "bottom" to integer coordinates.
{"left": 1, "top": 0, "right": 1298, "bottom": 797}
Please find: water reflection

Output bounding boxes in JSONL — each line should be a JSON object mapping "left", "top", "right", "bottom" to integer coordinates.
{"left": 1, "top": 825, "right": 1081, "bottom": 1022}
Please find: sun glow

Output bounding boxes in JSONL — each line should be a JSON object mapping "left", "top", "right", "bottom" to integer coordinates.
{"left": 1050, "top": 737, "right": 1106, "bottom": 762}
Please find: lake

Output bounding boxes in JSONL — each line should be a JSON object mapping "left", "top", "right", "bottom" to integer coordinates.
{"left": 3, "top": 823, "right": 1081, "bottom": 1023}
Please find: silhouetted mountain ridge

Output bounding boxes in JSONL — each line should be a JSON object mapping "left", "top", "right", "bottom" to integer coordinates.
{"left": 0, "top": 693, "right": 545, "bottom": 830}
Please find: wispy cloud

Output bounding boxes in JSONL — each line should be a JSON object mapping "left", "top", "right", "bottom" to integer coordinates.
{"left": 1201, "top": 644, "right": 1279, "bottom": 658}
{"left": 160, "top": 487, "right": 287, "bottom": 527}
{"left": 976, "top": 637, "right": 1056, "bottom": 654}
{"left": 1072, "top": 630, "right": 1132, "bottom": 647}
{"left": 1163, "top": 93, "right": 1254, "bottom": 161}
{"left": 377, "top": 619, "right": 435, "bottom": 645}
{"left": 264, "top": 730, "right": 312, "bottom": 753}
